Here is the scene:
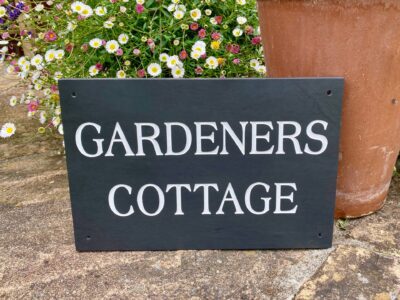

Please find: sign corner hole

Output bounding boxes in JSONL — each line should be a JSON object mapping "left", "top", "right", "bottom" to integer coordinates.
{"left": 318, "top": 233, "right": 323, "bottom": 238}
{"left": 71, "top": 92, "right": 77, "bottom": 98}
{"left": 86, "top": 235, "right": 91, "bottom": 241}
{"left": 326, "top": 90, "right": 333, "bottom": 96}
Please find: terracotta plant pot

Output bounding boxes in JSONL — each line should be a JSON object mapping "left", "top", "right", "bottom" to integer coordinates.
{"left": 257, "top": 0, "right": 400, "bottom": 218}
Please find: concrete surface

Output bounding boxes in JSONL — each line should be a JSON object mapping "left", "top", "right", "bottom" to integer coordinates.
{"left": 0, "top": 67, "right": 399, "bottom": 299}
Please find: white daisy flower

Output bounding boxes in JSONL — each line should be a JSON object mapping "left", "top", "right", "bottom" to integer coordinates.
{"left": 89, "top": 65, "right": 99, "bottom": 76}
{"left": 205, "top": 9, "right": 212, "bottom": 16}
{"left": 105, "top": 40, "right": 119, "bottom": 53}
{"left": 191, "top": 41, "right": 206, "bottom": 55}
{"left": 237, "top": 16, "right": 247, "bottom": 25}
{"left": 190, "top": 8, "right": 201, "bottom": 21}
{"left": 45, "top": 49, "right": 56, "bottom": 62}
{"left": 205, "top": 56, "right": 218, "bottom": 69}
{"left": 172, "top": 0, "right": 179, "bottom": 3}
{"left": 167, "top": 55, "right": 180, "bottom": 69}
{"left": 52, "top": 116, "right": 61, "bottom": 127}
{"left": 54, "top": 71, "right": 63, "bottom": 81}
{"left": 58, "top": 124, "right": 64, "bottom": 135}
{"left": 256, "top": 65, "right": 267, "bottom": 74}
{"left": 159, "top": 53, "right": 169, "bottom": 62}
{"left": 236, "top": 0, "right": 246, "bottom": 5}
{"left": 118, "top": 33, "right": 129, "bottom": 45}
{"left": 9, "top": 96, "right": 17, "bottom": 107}
{"left": 0, "top": 6, "right": 6, "bottom": 18}
{"left": 21, "top": 63, "right": 30, "bottom": 72}
{"left": 71, "top": 1, "right": 85, "bottom": 13}
{"left": 55, "top": 49, "right": 65, "bottom": 60}
{"left": 67, "top": 21, "right": 77, "bottom": 32}
{"left": 104, "top": 21, "right": 114, "bottom": 29}
{"left": 34, "top": 83, "right": 43, "bottom": 90}
{"left": 6, "top": 65, "right": 15, "bottom": 74}
{"left": 0, "top": 123, "right": 16, "bottom": 138}
{"left": 95, "top": 6, "right": 107, "bottom": 16}
{"left": 35, "top": 4, "right": 44, "bottom": 12}
{"left": 55, "top": 106, "right": 61, "bottom": 116}
{"left": 137, "top": 0, "right": 145, "bottom": 4}
{"left": 190, "top": 51, "right": 202, "bottom": 60}
{"left": 171, "top": 66, "right": 185, "bottom": 78}
{"left": 210, "top": 17, "right": 217, "bottom": 25}
{"left": 80, "top": 5, "right": 93, "bottom": 17}
{"left": 233, "top": 27, "right": 243, "bottom": 37}
{"left": 30, "top": 54, "right": 43, "bottom": 67}
{"left": 173, "top": 10, "right": 184, "bottom": 20}
{"left": 147, "top": 63, "right": 162, "bottom": 77}
{"left": 250, "top": 59, "right": 260, "bottom": 69}
{"left": 167, "top": 4, "right": 176, "bottom": 12}
{"left": 18, "top": 56, "right": 27, "bottom": 66}
{"left": 89, "top": 38, "right": 102, "bottom": 49}
{"left": 39, "top": 111, "right": 47, "bottom": 124}
{"left": 116, "top": 70, "right": 126, "bottom": 78}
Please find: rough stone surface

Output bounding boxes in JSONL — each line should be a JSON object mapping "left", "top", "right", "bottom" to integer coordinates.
{"left": 0, "top": 67, "right": 399, "bottom": 299}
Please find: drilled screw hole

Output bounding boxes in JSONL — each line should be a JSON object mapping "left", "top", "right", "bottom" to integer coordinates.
{"left": 86, "top": 235, "right": 91, "bottom": 241}
{"left": 71, "top": 92, "right": 77, "bottom": 98}
{"left": 392, "top": 98, "right": 398, "bottom": 105}
{"left": 318, "top": 233, "right": 323, "bottom": 238}
{"left": 326, "top": 90, "right": 333, "bottom": 96}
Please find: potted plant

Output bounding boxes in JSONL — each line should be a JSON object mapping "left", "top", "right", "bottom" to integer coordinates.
{"left": 257, "top": 0, "right": 400, "bottom": 218}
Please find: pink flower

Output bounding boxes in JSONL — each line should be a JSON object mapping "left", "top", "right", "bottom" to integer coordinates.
{"left": 136, "top": 4, "right": 144, "bottom": 14}
{"left": 51, "top": 85, "right": 58, "bottom": 93}
{"left": 77, "top": 15, "right": 85, "bottom": 21}
{"left": 137, "top": 69, "right": 146, "bottom": 78}
{"left": 251, "top": 36, "right": 262, "bottom": 45}
{"left": 56, "top": 4, "right": 63, "bottom": 10}
{"left": 233, "top": 58, "right": 240, "bottom": 65}
{"left": 95, "top": 63, "right": 103, "bottom": 70}
{"left": 28, "top": 100, "right": 39, "bottom": 112}
{"left": 190, "top": 23, "right": 199, "bottom": 31}
{"left": 147, "top": 39, "right": 155, "bottom": 51}
{"left": 245, "top": 25, "right": 254, "bottom": 35}
{"left": 198, "top": 29, "right": 206, "bottom": 39}
{"left": 101, "top": 40, "right": 107, "bottom": 46}
{"left": 226, "top": 44, "right": 240, "bottom": 54}
{"left": 81, "top": 43, "right": 89, "bottom": 52}
{"left": 195, "top": 66, "right": 203, "bottom": 75}
{"left": 215, "top": 16, "right": 223, "bottom": 24}
{"left": 133, "top": 48, "right": 141, "bottom": 56}
{"left": 2, "top": 32, "right": 10, "bottom": 39}
{"left": 211, "top": 32, "right": 221, "bottom": 41}
{"left": 116, "top": 48, "right": 123, "bottom": 56}
{"left": 65, "top": 43, "right": 74, "bottom": 53}
{"left": 44, "top": 30, "right": 57, "bottom": 42}
{"left": 179, "top": 50, "right": 188, "bottom": 60}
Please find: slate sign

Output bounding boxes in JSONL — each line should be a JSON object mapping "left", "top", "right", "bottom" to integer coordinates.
{"left": 59, "top": 78, "right": 343, "bottom": 251}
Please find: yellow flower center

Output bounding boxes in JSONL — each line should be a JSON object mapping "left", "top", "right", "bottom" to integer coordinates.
{"left": 151, "top": 67, "right": 158, "bottom": 73}
{"left": 6, "top": 128, "right": 13, "bottom": 134}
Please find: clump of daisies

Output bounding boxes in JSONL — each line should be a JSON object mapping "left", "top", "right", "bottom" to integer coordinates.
{"left": 2, "top": 0, "right": 265, "bottom": 138}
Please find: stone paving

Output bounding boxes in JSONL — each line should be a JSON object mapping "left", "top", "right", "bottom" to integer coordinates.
{"left": 0, "top": 67, "right": 399, "bottom": 299}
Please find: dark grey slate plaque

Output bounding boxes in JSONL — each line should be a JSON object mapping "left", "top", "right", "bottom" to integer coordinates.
{"left": 59, "top": 78, "right": 343, "bottom": 251}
